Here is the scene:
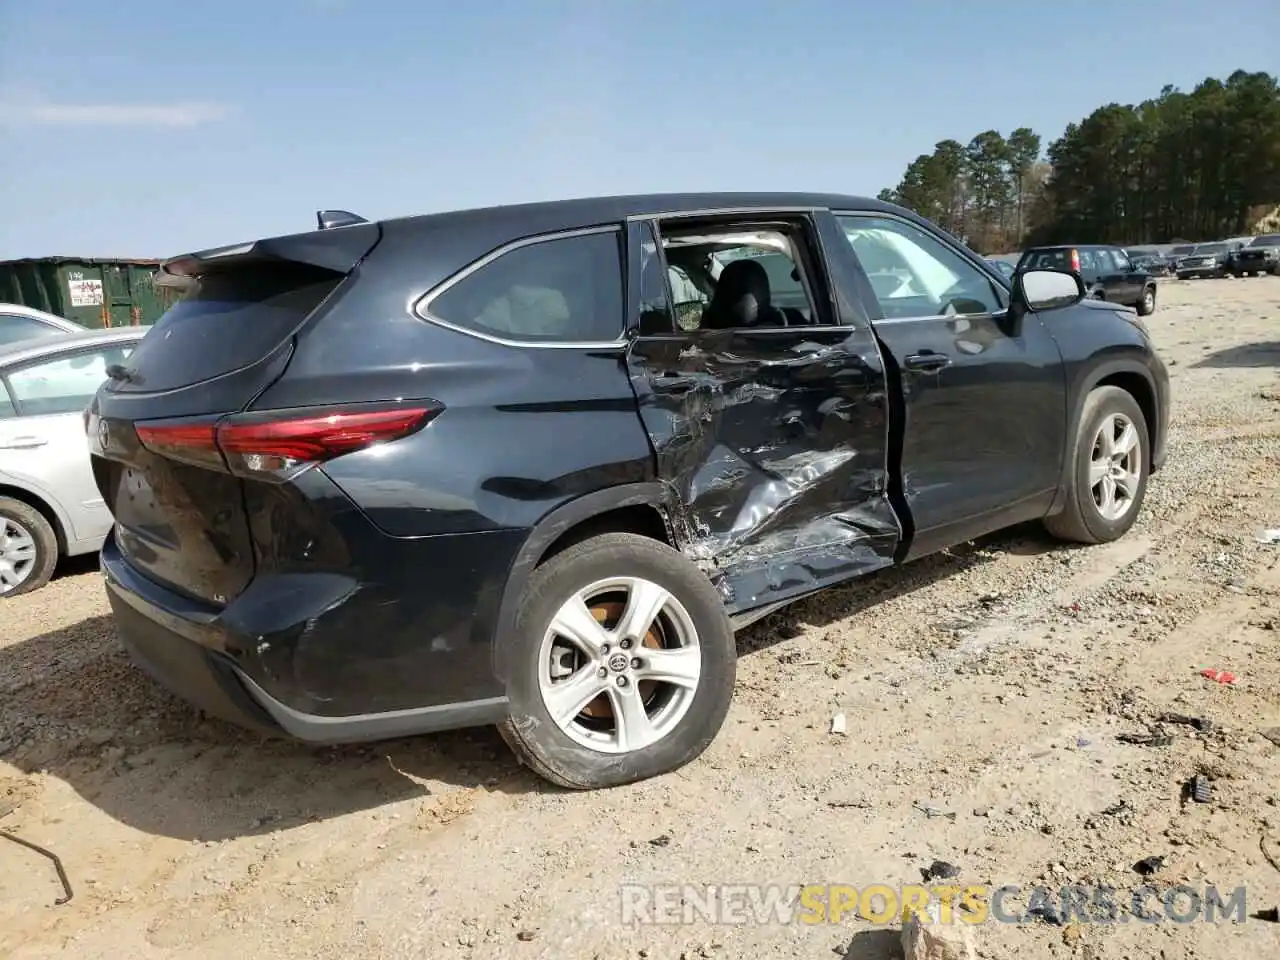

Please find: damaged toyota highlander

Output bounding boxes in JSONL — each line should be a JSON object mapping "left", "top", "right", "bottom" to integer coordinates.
{"left": 87, "top": 194, "right": 1169, "bottom": 789}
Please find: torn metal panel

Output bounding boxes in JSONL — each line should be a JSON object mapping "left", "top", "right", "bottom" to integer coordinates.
{"left": 627, "top": 326, "right": 900, "bottom": 615}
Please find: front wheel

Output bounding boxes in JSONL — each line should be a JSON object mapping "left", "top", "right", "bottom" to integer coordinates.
{"left": 1044, "top": 386, "right": 1150, "bottom": 545}
{"left": 499, "top": 532, "right": 736, "bottom": 789}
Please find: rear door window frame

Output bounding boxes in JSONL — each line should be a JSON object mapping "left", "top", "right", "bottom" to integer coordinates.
{"left": 413, "top": 225, "right": 628, "bottom": 349}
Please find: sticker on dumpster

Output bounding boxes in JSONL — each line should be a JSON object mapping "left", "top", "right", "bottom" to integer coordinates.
{"left": 67, "top": 276, "right": 104, "bottom": 307}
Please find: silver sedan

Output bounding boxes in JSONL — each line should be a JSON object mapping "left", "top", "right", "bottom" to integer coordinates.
{"left": 0, "top": 327, "right": 146, "bottom": 596}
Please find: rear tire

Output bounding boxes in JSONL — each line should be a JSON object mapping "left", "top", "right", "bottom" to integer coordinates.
{"left": 1044, "top": 386, "right": 1150, "bottom": 545}
{"left": 1136, "top": 286, "right": 1156, "bottom": 316}
{"left": 0, "top": 498, "right": 58, "bottom": 598}
{"left": 498, "top": 532, "right": 736, "bottom": 790}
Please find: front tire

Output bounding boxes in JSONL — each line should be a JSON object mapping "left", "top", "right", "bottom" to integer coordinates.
{"left": 0, "top": 498, "right": 58, "bottom": 598}
{"left": 499, "top": 533, "right": 736, "bottom": 789}
{"left": 1044, "top": 386, "right": 1150, "bottom": 545}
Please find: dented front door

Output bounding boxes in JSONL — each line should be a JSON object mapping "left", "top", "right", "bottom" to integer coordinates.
{"left": 624, "top": 218, "right": 900, "bottom": 617}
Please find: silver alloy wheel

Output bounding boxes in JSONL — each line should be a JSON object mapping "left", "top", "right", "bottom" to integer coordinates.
{"left": 1143, "top": 290, "right": 1155, "bottom": 312}
{"left": 1090, "top": 412, "right": 1142, "bottom": 522}
{"left": 0, "top": 517, "right": 38, "bottom": 594}
{"left": 538, "top": 576, "right": 701, "bottom": 754}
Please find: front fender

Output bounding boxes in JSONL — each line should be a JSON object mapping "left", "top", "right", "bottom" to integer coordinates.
{"left": 1046, "top": 351, "right": 1165, "bottom": 517}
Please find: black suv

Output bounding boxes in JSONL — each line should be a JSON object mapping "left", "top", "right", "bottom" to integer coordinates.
{"left": 1234, "top": 234, "right": 1280, "bottom": 276}
{"left": 1015, "top": 245, "right": 1159, "bottom": 315}
{"left": 88, "top": 194, "right": 1169, "bottom": 789}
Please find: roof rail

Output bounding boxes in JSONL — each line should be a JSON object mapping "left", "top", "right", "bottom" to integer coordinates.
{"left": 316, "top": 210, "right": 369, "bottom": 230}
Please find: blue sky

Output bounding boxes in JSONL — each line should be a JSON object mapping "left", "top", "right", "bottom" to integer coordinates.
{"left": 2, "top": 0, "right": 1277, "bottom": 260}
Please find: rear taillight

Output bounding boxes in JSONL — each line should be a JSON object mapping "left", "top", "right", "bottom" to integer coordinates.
{"left": 136, "top": 403, "right": 442, "bottom": 481}
{"left": 1070, "top": 249, "right": 1081, "bottom": 273}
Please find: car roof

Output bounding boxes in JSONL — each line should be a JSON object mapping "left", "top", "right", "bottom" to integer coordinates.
{"left": 381, "top": 191, "right": 890, "bottom": 231}
{"left": 0, "top": 302, "right": 83, "bottom": 331}
{"left": 0, "top": 327, "right": 145, "bottom": 366}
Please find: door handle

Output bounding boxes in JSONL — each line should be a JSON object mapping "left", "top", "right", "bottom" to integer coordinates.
{"left": 0, "top": 436, "right": 48, "bottom": 449}
{"left": 903, "top": 352, "right": 951, "bottom": 373}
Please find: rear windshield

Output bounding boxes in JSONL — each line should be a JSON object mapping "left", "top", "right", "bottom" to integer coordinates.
{"left": 1193, "top": 243, "right": 1228, "bottom": 255}
{"left": 1250, "top": 234, "right": 1280, "bottom": 247}
{"left": 111, "top": 264, "right": 342, "bottom": 393}
{"left": 1171, "top": 245, "right": 1195, "bottom": 255}
{"left": 1018, "top": 249, "right": 1072, "bottom": 270}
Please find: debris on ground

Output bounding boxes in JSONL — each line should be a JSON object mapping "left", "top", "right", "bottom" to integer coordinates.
{"left": 1200, "top": 668, "right": 1238, "bottom": 685}
{"left": 647, "top": 835, "right": 672, "bottom": 848}
{"left": 920, "top": 860, "right": 961, "bottom": 882}
{"left": 1026, "top": 902, "right": 1064, "bottom": 926}
{"left": 901, "top": 902, "right": 977, "bottom": 960}
{"left": 1252, "top": 907, "right": 1280, "bottom": 923}
{"left": 0, "top": 830, "right": 73, "bottom": 905}
{"left": 1133, "top": 855, "right": 1165, "bottom": 877}
{"left": 829, "top": 713, "right": 847, "bottom": 736}
{"left": 1187, "top": 774, "right": 1213, "bottom": 804}
{"left": 1157, "top": 712, "right": 1214, "bottom": 733}
{"left": 1116, "top": 732, "right": 1174, "bottom": 747}
{"left": 913, "top": 801, "right": 957, "bottom": 821}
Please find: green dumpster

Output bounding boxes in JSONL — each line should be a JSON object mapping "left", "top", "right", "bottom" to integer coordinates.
{"left": 0, "top": 257, "right": 181, "bottom": 328}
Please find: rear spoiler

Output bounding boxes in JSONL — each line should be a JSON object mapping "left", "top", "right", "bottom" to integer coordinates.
{"left": 160, "top": 212, "right": 381, "bottom": 281}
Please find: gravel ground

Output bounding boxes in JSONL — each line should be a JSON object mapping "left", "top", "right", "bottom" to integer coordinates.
{"left": 3, "top": 277, "right": 1280, "bottom": 960}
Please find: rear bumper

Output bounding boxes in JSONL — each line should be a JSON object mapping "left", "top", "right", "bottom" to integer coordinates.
{"left": 102, "top": 533, "right": 510, "bottom": 744}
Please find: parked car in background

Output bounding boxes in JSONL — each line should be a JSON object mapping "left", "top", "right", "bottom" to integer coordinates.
{"left": 0, "top": 328, "right": 144, "bottom": 596}
{"left": 984, "top": 258, "right": 1016, "bottom": 281}
{"left": 1125, "top": 249, "right": 1172, "bottom": 277}
{"left": 0, "top": 303, "right": 83, "bottom": 346}
{"left": 88, "top": 194, "right": 1168, "bottom": 788}
{"left": 1175, "top": 242, "right": 1232, "bottom": 280}
{"left": 1234, "top": 234, "right": 1280, "bottom": 276}
{"left": 1015, "top": 244, "right": 1158, "bottom": 315}
{"left": 1164, "top": 244, "right": 1196, "bottom": 273}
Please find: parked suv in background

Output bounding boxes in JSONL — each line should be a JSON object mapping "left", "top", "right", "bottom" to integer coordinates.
{"left": 89, "top": 194, "right": 1169, "bottom": 789}
{"left": 1015, "top": 244, "right": 1159, "bottom": 315}
{"left": 1235, "top": 234, "right": 1280, "bottom": 276}
{"left": 1175, "top": 242, "right": 1232, "bottom": 279}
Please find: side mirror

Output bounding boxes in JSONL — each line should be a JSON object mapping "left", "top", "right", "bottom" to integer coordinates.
{"left": 1014, "top": 268, "right": 1086, "bottom": 313}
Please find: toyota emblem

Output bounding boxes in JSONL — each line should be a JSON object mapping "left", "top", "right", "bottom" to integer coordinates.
{"left": 608, "top": 653, "right": 629, "bottom": 673}
{"left": 98, "top": 420, "right": 110, "bottom": 449}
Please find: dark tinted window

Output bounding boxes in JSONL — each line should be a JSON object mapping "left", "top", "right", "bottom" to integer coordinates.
{"left": 1018, "top": 248, "right": 1071, "bottom": 271}
{"left": 428, "top": 231, "right": 624, "bottom": 343}
{"left": 1250, "top": 234, "right": 1280, "bottom": 247}
{"left": 0, "top": 313, "right": 60, "bottom": 347}
{"left": 1194, "top": 243, "right": 1228, "bottom": 255}
{"left": 113, "top": 264, "right": 341, "bottom": 393}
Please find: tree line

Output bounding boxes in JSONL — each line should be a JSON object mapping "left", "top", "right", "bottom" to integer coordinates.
{"left": 876, "top": 70, "right": 1280, "bottom": 253}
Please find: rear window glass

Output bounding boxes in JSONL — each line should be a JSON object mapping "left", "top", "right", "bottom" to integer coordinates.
{"left": 426, "top": 231, "right": 624, "bottom": 343}
{"left": 1250, "top": 234, "right": 1280, "bottom": 247}
{"left": 112, "top": 264, "right": 341, "bottom": 392}
{"left": 1193, "top": 243, "right": 1227, "bottom": 255}
{"left": 1018, "top": 249, "right": 1072, "bottom": 271}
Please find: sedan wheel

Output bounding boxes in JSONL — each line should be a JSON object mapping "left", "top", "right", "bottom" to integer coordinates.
{"left": 501, "top": 532, "right": 735, "bottom": 789}
{"left": 0, "top": 498, "right": 59, "bottom": 598}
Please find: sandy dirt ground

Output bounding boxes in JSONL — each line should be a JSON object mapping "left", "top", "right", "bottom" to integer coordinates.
{"left": 3, "top": 276, "right": 1280, "bottom": 960}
